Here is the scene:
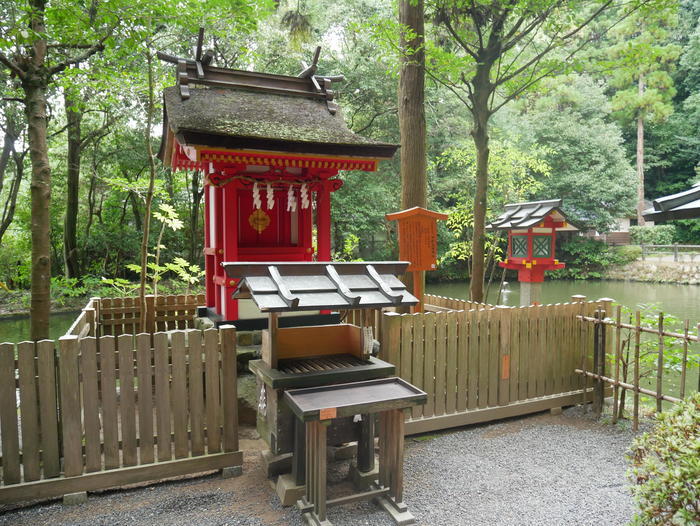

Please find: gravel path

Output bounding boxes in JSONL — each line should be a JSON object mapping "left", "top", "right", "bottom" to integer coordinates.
{"left": 0, "top": 408, "right": 639, "bottom": 526}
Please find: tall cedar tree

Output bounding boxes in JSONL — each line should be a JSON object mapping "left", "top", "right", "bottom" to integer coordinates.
{"left": 399, "top": 0, "right": 428, "bottom": 301}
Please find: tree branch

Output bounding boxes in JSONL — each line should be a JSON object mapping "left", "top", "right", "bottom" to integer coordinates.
{"left": 49, "top": 34, "right": 109, "bottom": 76}
{"left": 0, "top": 52, "right": 25, "bottom": 80}
{"left": 442, "top": 14, "right": 479, "bottom": 60}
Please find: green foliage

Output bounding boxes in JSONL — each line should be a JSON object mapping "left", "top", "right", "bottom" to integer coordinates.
{"left": 614, "top": 245, "right": 643, "bottom": 264}
{"left": 627, "top": 392, "right": 700, "bottom": 525}
{"left": 630, "top": 225, "right": 677, "bottom": 245}
{"left": 551, "top": 237, "right": 627, "bottom": 279}
{"left": 332, "top": 234, "right": 363, "bottom": 262}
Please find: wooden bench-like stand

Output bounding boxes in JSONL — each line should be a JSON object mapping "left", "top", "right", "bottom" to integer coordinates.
{"left": 284, "top": 378, "right": 427, "bottom": 526}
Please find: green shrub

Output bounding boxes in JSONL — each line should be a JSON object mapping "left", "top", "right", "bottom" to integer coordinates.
{"left": 552, "top": 237, "right": 625, "bottom": 279}
{"left": 614, "top": 245, "right": 642, "bottom": 264}
{"left": 629, "top": 225, "right": 677, "bottom": 245}
{"left": 627, "top": 392, "right": 700, "bottom": 525}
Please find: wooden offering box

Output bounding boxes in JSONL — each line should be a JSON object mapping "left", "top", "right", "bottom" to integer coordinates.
{"left": 222, "top": 261, "right": 418, "bottom": 456}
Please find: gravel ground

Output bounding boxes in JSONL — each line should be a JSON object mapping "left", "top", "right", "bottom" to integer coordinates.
{"left": 0, "top": 408, "right": 640, "bottom": 526}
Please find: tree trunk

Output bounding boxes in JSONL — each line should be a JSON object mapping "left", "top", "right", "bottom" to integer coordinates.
{"left": 398, "top": 0, "right": 427, "bottom": 210}
{"left": 63, "top": 88, "right": 82, "bottom": 278}
{"left": 398, "top": 0, "right": 427, "bottom": 307}
{"left": 636, "top": 76, "right": 646, "bottom": 226}
{"left": 24, "top": 77, "right": 52, "bottom": 340}
{"left": 139, "top": 49, "right": 158, "bottom": 330}
{"left": 469, "top": 65, "right": 492, "bottom": 303}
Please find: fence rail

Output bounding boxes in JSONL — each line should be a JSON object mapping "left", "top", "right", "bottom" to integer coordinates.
{"left": 0, "top": 320, "right": 239, "bottom": 504}
{"left": 641, "top": 243, "right": 700, "bottom": 263}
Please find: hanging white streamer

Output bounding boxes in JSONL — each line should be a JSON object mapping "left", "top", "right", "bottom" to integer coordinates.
{"left": 287, "top": 185, "right": 297, "bottom": 212}
{"left": 300, "top": 183, "right": 309, "bottom": 209}
{"left": 209, "top": 162, "right": 214, "bottom": 174}
{"left": 252, "top": 182, "right": 262, "bottom": 209}
{"left": 266, "top": 183, "right": 274, "bottom": 210}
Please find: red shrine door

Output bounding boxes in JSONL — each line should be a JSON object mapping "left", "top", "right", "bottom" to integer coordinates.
{"left": 236, "top": 189, "right": 313, "bottom": 262}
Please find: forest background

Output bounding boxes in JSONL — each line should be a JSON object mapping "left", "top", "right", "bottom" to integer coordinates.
{"left": 1, "top": 0, "right": 699, "bottom": 311}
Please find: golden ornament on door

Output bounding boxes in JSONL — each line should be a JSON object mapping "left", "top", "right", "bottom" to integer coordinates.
{"left": 249, "top": 208, "right": 271, "bottom": 234}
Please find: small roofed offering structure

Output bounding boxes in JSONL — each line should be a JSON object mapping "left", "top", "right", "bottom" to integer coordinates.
{"left": 157, "top": 30, "right": 399, "bottom": 325}
{"left": 488, "top": 199, "right": 578, "bottom": 305}
{"left": 643, "top": 182, "right": 700, "bottom": 221}
{"left": 223, "top": 261, "right": 418, "bottom": 312}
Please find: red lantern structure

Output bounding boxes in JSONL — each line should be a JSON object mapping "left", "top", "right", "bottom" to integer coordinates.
{"left": 385, "top": 207, "right": 448, "bottom": 312}
{"left": 158, "top": 37, "right": 398, "bottom": 327}
{"left": 488, "top": 199, "right": 578, "bottom": 305}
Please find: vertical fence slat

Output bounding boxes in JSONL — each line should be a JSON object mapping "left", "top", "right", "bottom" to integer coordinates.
{"left": 80, "top": 337, "right": 102, "bottom": 472}
{"left": 220, "top": 325, "right": 238, "bottom": 453}
{"left": 477, "top": 309, "right": 489, "bottom": 409}
{"left": 509, "top": 307, "right": 520, "bottom": 403}
{"left": 166, "top": 295, "right": 177, "bottom": 332}
{"left": 456, "top": 311, "right": 468, "bottom": 412}
{"left": 381, "top": 313, "right": 401, "bottom": 367}
{"left": 118, "top": 334, "right": 137, "bottom": 467}
{"left": 487, "top": 308, "right": 500, "bottom": 407}
{"left": 527, "top": 306, "right": 538, "bottom": 399}
{"left": 445, "top": 311, "right": 458, "bottom": 415}
{"left": 656, "top": 313, "right": 664, "bottom": 413}
{"left": 411, "top": 315, "right": 424, "bottom": 420}
{"left": 422, "top": 313, "right": 436, "bottom": 418}
{"left": 113, "top": 297, "right": 123, "bottom": 337}
{"left": 171, "top": 331, "right": 189, "bottom": 459}
{"left": 204, "top": 328, "right": 221, "bottom": 453}
{"left": 136, "top": 333, "right": 154, "bottom": 465}
{"left": 17, "top": 342, "right": 40, "bottom": 481}
{"left": 123, "top": 296, "right": 134, "bottom": 335}
{"left": 154, "top": 332, "right": 172, "bottom": 461}
{"left": 633, "top": 311, "right": 641, "bottom": 431}
{"left": 467, "top": 309, "right": 479, "bottom": 410}
{"left": 100, "top": 335, "right": 120, "bottom": 469}
{"left": 188, "top": 330, "right": 205, "bottom": 456}
{"left": 36, "top": 340, "right": 60, "bottom": 478}
{"left": 400, "top": 315, "right": 413, "bottom": 387}
{"left": 544, "top": 307, "right": 554, "bottom": 396}
{"left": 59, "top": 336, "right": 83, "bottom": 477}
{"left": 0, "top": 342, "right": 21, "bottom": 484}
{"left": 434, "top": 314, "right": 447, "bottom": 416}
{"left": 498, "top": 307, "right": 511, "bottom": 406}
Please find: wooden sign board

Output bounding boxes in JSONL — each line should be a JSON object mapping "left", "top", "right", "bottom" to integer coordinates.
{"left": 386, "top": 207, "right": 448, "bottom": 272}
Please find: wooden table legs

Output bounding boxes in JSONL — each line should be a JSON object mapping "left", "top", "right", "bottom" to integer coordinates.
{"left": 302, "top": 420, "right": 331, "bottom": 526}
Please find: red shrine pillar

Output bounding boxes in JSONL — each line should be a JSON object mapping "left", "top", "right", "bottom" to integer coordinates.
{"left": 204, "top": 185, "right": 216, "bottom": 309}
{"left": 222, "top": 182, "right": 239, "bottom": 320}
{"left": 316, "top": 182, "right": 332, "bottom": 261}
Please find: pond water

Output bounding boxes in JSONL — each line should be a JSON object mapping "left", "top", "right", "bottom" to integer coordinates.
{"left": 0, "top": 311, "right": 78, "bottom": 344}
{"left": 427, "top": 279, "right": 700, "bottom": 323}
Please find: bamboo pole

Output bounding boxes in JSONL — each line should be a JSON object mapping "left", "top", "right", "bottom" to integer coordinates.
{"left": 633, "top": 311, "right": 641, "bottom": 432}
{"left": 576, "top": 315, "right": 698, "bottom": 342}
{"left": 612, "top": 305, "right": 622, "bottom": 424}
{"left": 580, "top": 302, "right": 588, "bottom": 409}
{"left": 656, "top": 313, "right": 664, "bottom": 413}
{"left": 575, "top": 369, "right": 680, "bottom": 404}
{"left": 680, "top": 319, "right": 689, "bottom": 400}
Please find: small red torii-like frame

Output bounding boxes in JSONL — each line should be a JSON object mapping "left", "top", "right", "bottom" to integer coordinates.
{"left": 386, "top": 207, "right": 448, "bottom": 312}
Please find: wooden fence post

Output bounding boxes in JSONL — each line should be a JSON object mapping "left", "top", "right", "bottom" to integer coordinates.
{"left": 592, "top": 309, "right": 606, "bottom": 417}
{"left": 145, "top": 294, "right": 155, "bottom": 334}
{"left": 220, "top": 325, "right": 239, "bottom": 454}
{"left": 380, "top": 313, "right": 401, "bottom": 366}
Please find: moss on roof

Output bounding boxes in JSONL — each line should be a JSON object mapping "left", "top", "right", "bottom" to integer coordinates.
{"left": 163, "top": 86, "right": 395, "bottom": 151}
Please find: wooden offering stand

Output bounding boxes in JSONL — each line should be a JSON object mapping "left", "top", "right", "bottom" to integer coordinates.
{"left": 222, "top": 261, "right": 422, "bottom": 514}
{"left": 286, "top": 378, "right": 427, "bottom": 526}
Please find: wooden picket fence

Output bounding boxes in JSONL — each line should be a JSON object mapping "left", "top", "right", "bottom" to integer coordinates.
{"left": 379, "top": 296, "right": 609, "bottom": 434}
{"left": 0, "top": 324, "right": 240, "bottom": 505}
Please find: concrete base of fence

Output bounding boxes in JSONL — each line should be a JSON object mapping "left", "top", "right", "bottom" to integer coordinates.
{"left": 63, "top": 491, "right": 87, "bottom": 505}
{"left": 221, "top": 466, "right": 243, "bottom": 479}
{"left": 275, "top": 473, "right": 305, "bottom": 506}
{"left": 328, "top": 443, "right": 357, "bottom": 461}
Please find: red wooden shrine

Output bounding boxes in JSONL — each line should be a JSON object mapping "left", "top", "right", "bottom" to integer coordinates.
{"left": 488, "top": 199, "right": 578, "bottom": 283}
{"left": 158, "top": 36, "right": 397, "bottom": 322}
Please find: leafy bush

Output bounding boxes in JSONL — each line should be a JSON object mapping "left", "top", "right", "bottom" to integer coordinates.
{"left": 614, "top": 244, "right": 642, "bottom": 264}
{"left": 551, "top": 237, "right": 626, "bottom": 279}
{"left": 630, "top": 225, "right": 677, "bottom": 245}
{"left": 627, "top": 392, "right": 700, "bottom": 525}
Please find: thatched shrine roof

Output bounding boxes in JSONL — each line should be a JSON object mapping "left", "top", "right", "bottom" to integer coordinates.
{"left": 161, "top": 85, "right": 397, "bottom": 160}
